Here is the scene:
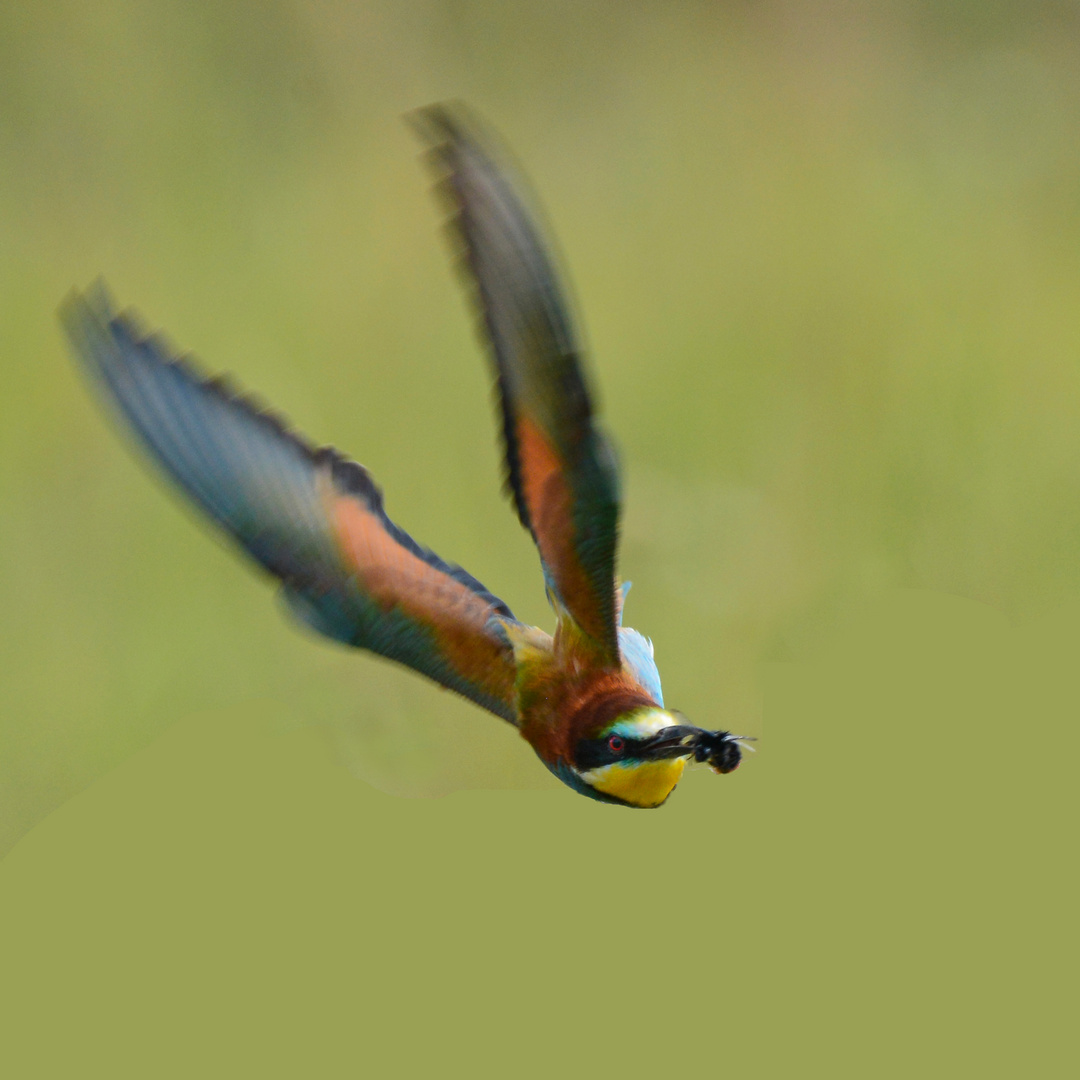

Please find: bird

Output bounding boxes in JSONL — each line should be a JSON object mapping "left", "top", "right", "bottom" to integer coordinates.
{"left": 62, "top": 103, "right": 754, "bottom": 808}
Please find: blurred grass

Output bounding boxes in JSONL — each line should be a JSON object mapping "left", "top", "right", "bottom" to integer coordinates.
{"left": 5, "top": 1, "right": 1080, "bottom": 848}
{"left": 1, "top": 592, "right": 1075, "bottom": 1076}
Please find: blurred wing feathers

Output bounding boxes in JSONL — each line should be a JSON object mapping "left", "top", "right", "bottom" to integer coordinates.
{"left": 414, "top": 104, "right": 622, "bottom": 665}
{"left": 62, "top": 287, "right": 521, "bottom": 722}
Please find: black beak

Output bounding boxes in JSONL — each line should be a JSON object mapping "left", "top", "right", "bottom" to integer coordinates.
{"left": 643, "top": 725, "right": 704, "bottom": 759}
{"left": 644, "top": 725, "right": 752, "bottom": 774}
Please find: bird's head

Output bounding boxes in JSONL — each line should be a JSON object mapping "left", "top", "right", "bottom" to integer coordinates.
{"left": 567, "top": 707, "right": 753, "bottom": 808}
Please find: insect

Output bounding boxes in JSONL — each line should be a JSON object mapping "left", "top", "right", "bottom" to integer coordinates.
{"left": 63, "top": 104, "right": 754, "bottom": 808}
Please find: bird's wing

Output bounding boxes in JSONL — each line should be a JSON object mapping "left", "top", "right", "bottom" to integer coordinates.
{"left": 62, "top": 287, "right": 522, "bottom": 723}
{"left": 414, "top": 104, "right": 622, "bottom": 667}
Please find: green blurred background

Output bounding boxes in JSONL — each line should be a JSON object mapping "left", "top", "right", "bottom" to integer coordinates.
{"left": 1, "top": 2, "right": 1076, "bottom": 1075}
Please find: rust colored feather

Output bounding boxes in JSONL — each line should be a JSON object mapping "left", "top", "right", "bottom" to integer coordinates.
{"left": 331, "top": 493, "right": 517, "bottom": 711}
{"left": 521, "top": 668, "right": 658, "bottom": 766}
{"left": 516, "top": 414, "right": 614, "bottom": 656}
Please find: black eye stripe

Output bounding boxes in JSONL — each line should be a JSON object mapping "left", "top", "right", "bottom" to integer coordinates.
{"left": 573, "top": 736, "right": 647, "bottom": 770}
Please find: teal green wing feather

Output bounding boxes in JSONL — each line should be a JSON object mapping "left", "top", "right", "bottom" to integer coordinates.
{"left": 62, "top": 287, "right": 522, "bottom": 723}
{"left": 414, "top": 104, "right": 622, "bottom": 666}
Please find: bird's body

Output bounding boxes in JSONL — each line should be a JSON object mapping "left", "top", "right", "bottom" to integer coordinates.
{"left": 64, "top": 104, "right": 751, "bottom": 807}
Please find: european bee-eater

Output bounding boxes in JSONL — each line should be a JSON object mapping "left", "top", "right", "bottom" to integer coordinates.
{"left": 63, "top": 104, "right": 753, "bottom": 808}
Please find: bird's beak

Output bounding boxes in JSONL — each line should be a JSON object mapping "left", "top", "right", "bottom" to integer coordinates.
{"left": 644, "top": 725, "right": 753, "bottom": 774}
{"left": 643, "top": 725, "right": 705, "bottom": 760}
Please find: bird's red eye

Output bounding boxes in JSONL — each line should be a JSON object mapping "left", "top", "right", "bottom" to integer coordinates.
{"left": 608, "top": 735, "right": 625, "bottom": 753}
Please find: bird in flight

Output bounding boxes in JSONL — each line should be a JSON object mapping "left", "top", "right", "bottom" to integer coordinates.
{"left": 63, "top": 104, "right": 753, "bottom": 808}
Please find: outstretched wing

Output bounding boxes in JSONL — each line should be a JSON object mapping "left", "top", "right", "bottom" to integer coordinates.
{"left": 62, "top": 286, "right": 522, "bottom": 723}
{"left": 414, "top": 104, "right": 622, "bottom": 667}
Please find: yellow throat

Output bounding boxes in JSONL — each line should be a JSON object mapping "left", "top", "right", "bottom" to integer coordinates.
{"left": 580, "top": 757, "right": 687, "bottom": 808}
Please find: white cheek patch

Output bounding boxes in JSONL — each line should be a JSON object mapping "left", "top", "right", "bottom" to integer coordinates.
{"left": 608, "top": 708, "right": 677, "bottom": 740}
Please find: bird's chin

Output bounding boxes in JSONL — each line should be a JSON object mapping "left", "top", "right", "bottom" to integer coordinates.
{"left": 578, "top": 758, "right": 687, "bottom": 808}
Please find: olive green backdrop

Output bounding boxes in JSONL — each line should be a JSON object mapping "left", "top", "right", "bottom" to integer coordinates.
{"left": 0, "top": 2, "right": 1075, "bottom": 1076}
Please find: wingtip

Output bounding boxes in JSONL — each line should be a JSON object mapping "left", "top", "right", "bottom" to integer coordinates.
{"left": 85, "top": 277, "right": 116, "bottom": 318}
{"left": 59, "top": 279, "right": 117, "bottom": 341}
{"left": 57, "top": 288, "right": 87, "bottom": 334}
{"left": 59, "top": 284, "right": 106, "bottom": 368}
{"left": 405, "top": 99, "right": 472, "bottom": 145}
